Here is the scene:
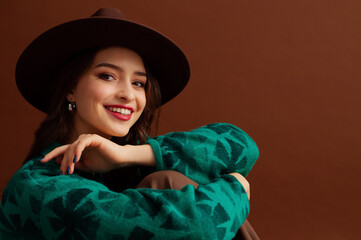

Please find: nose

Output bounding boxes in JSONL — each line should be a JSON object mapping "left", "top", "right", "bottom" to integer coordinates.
{"left": 115, "top": 81, "right": 135, "bottom": 102}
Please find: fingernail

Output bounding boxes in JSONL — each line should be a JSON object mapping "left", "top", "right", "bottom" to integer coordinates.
{"left": 67, "top": 167, "right": 70, "bottom": 175}
{"left": 59, "top": 171, "right": 63, "bottom": 175}
{"left": 73, "top": 156, "right": 77, "bottom": 163}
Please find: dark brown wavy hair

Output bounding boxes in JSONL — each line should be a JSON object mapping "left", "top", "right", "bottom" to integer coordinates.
{"left": 24, "top": 47, "right": 161, "bottom": 163}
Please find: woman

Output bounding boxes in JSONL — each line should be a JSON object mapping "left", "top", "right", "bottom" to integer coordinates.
{"left": 0, "top": 8, "right": 259, "bottom": 239}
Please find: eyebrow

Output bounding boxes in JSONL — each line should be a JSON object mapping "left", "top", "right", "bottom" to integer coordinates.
{"left": 95, "top": 63, "right": 147, "bottom": 77}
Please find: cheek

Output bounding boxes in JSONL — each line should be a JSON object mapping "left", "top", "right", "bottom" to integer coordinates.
{"left": 78, "top": 83, "right": 112, "bottom": 104}
{"left": 137, "top": 92, "right": 147, "bottom": 111}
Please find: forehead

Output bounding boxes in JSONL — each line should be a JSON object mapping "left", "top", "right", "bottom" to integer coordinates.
{"left": 92, "top": 47, "right": 145, "bottom": 69}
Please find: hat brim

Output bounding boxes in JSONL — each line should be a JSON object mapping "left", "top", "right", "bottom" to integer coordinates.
{"left": 16, "top": 17, "right": 190, "bottom": 113}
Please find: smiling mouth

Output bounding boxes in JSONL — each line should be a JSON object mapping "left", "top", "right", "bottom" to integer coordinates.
{"left": 105, "top": 106, "right": 132, "bottom": 115}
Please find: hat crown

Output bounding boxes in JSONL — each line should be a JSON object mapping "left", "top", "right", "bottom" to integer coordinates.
{"left": 91, "top": 8, "right": 124, "bottom": 19}
{"left": 16, "top": 7, "right": 189, "bottom": 113}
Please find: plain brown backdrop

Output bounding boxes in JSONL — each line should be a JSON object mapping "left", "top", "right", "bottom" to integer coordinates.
{"left": 1, "top": 0, "right": 360, "bottom": 239}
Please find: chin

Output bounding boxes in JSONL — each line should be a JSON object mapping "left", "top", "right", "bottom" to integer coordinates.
{"left": 114, "top": 133, "right": 129, "bottom": 138}
{"left": 111, "top": 129, "right": 130, "bottom": 138}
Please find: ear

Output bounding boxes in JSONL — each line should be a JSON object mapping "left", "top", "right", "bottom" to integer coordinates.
{"left": 66, "top": 91, "right": 75, "bottom": 102}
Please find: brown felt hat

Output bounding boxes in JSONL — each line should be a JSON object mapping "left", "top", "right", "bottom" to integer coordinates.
{"left": 16, "top": 8, "right": 190, "bottom": 113}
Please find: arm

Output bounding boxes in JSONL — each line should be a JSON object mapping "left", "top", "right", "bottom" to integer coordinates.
{"left": 0, "top": 157, "right": 249, "bottom": 240}
{"left": 146, "top": 123, "right": 259, "bottom": 184}
{"left": 42, "top": 123, "right": 258, "bottom": 184}
{"left": 41, "top": 134, "right": 156, "bottom": 175}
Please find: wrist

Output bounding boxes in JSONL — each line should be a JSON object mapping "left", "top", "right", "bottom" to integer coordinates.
{"left": 123, "top": 144, "right": 156, "bottom": 167}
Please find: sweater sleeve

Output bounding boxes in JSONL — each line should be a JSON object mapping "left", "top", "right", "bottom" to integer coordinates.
{"left": 0, "top": 158, "right": 249, "bottom": 240}
{"left": 146, "top": 123, "right": 259, "bottom": 184}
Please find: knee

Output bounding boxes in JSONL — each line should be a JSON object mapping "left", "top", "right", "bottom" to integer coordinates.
{"left": 136, "top": 170, "right": 198, "bottom": 190}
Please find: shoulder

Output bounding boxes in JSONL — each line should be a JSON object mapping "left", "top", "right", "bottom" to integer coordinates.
{"left": 153, "top": 122, "right": 257, "bottom": 143}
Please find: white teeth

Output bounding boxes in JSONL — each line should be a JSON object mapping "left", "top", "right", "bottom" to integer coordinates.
{"left": 107, "top": 107, "right": 131, "bottom": 115}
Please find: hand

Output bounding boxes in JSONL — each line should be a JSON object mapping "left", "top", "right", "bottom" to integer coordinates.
{"left": 41, "top": 134, "right": 156, "bottom": 175}
{"left": 41, "top": 134, "right": 128, "bottom": 175}
{"left": 228, "top": 172, "right": 250, "bottom": 200}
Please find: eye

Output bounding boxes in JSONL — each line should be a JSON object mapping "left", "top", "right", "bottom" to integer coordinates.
{"left": 98, "top": 73, "right": 115, "bottom": 81}
{"left": 133, "top": 81, "right": 145, "bottom": 88}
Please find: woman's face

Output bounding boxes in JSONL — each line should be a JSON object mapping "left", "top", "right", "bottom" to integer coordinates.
{"left": 67, "top": 47, "right": 147, "bottom": 139}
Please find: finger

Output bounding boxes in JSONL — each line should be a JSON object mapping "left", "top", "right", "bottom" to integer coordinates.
{"left": 60, "top": 134, "right": 101, "bottom": 175}
{"left": 61, "top": 142, "right": 79, "bottom": 175}
{"left": 41, "top": 145, "right": 69, "bottom": 162}
{"left": 59, "top": 145, "right": 72, "bottom": 175}
{"left": 63, "top": 138, "right": 89, "bottom": 175}
{"left": 55, "top": 156, "right": 63, "bottom": 165}
{"left": 68, "top": 143, "right": 84, "bottom": 175}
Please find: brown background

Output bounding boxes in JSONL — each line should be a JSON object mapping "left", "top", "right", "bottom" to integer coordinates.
{"left": 0, "top": 0, "right": 360, "bottom": 239}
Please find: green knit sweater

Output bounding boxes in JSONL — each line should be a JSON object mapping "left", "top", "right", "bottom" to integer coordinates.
{"left": 0, "top": 123, "right": 259, "bottom": 239}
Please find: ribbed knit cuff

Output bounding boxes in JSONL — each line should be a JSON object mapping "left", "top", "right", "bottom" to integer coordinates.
{"left": 145, "top": 138, "right": 164, "bottom": 171}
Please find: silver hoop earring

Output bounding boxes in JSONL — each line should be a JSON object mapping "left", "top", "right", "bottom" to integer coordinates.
{"left": 68, "top": 102, "right": 76, "bottom": 112}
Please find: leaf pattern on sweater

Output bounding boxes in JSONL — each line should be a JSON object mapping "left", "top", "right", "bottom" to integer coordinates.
{"left": 0, "top": 123, "right": 258, "bottom": 239}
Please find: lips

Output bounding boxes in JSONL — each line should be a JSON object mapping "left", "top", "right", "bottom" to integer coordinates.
{"left": 105, "top": 105, "right": 134, "bottom": 121}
